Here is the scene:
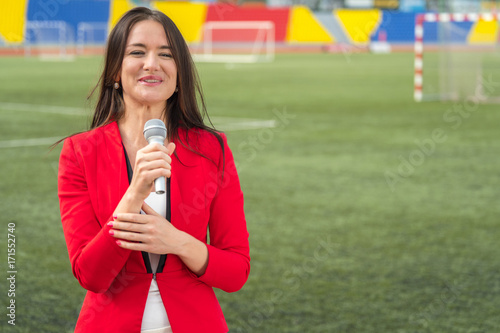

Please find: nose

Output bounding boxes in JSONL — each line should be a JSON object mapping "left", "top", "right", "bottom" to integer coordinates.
{"left": 143, "top": 52, "right": 160, "bottom": 72}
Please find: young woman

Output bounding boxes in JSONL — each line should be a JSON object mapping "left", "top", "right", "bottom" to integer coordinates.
{"left": 58, "top": 7, "right": 250, "bottom": 333}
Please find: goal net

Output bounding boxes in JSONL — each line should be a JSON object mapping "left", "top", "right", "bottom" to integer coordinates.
{"left": 414, "top": 13, "right": 500, "bottom": 103}
{"left": 192, "top": 21, "right": 275, "bottom": 64}
{"left": 24, "top": 21, "right": 75, "bottom": 60}
{"left": 76, "top": 22, "right": 108, "bottom": 55}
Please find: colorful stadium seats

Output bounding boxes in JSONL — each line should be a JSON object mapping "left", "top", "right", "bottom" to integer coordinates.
{"left": 110, "top": 0, "right": 135, "bottom": 27}
{"left": 153, "top": 2, "right": 208, "bottom": 43}
{"left": 336, "top": 9, "right": 381, "bottom": 45}
{"left": 205, "top": 4, "right": 290, "bottom": 42}
{"left": 0, "top": 0, "right": 498, "bottom": 47}
{"left": 0, "top": 0, "right": 28, "bottom": 44}
{"left": 26, "top": 0, "right": 110, "bottom": 44}
{"left": 286, "top": 6, "right": 334, "bottom": 43}
{"left": 468, "top": 19, "right": 499, "bottom": 44}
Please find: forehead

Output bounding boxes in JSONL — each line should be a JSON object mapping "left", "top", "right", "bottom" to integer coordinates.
{"left": 127, "top": 20, "right": 168, "bottom": 46}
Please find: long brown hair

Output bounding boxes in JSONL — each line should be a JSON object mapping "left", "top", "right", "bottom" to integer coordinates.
{"left": 90, "top": 7, "right": 223, "bottom": 160}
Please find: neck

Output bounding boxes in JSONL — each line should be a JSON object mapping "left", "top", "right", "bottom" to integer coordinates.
{"left": 118, "top": 101, "right": 167, "bottom": 148}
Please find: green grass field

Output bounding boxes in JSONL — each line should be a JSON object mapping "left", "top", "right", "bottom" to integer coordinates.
{"left": 1, "top": 53, "right": 500, "bottom": 332}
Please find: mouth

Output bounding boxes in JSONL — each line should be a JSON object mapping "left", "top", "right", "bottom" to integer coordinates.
{"left": 139, "top": 75, "right": 163, "bottom": 85}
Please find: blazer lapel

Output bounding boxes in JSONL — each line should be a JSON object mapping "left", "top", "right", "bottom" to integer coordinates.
{"left": 169, "top": 163, "right": 181, "bottom": 227}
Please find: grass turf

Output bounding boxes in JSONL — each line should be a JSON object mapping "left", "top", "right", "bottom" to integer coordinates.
{"left": 1, "top": 53, "right": 500, "bottom": 332}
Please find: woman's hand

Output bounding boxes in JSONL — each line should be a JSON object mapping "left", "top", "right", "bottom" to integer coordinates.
{"left": 128, "top": 142, "right": 176, "bottom": 202}
{"left": 110, "top": 202, "right": 209, "bottom": 276}
{"left": 109, "top": 202, "right": 184, "bottom": 255}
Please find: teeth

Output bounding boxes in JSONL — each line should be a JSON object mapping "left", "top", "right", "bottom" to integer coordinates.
{"left": 143, "top": 79, "right": 160, "bottom": 83}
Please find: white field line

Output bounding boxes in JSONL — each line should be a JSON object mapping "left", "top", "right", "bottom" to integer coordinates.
{"left": 0, "top": 102, "right": 87, "bottom": 116}
{"left": 214, "top": 119, "right": 277, "bottom": 131}
{"left": 0, "top": 137, "right": 62, "bottom": 149}
{"left": 210, "top": 116, "right": 274, "bottom": 123}
{"left": 0, "top": 102, "right": 277, "bottom": 130}
{"left": 0, "top": 103, "right": 277, "bottom": 148}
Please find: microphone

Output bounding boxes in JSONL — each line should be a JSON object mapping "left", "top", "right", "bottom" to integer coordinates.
{"left": 143, "top": 119, "right": 167, "bottom": 194}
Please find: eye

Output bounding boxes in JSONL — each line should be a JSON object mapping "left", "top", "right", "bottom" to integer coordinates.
{"left": 129, "top": 50, "right": 144, "bottom": 56}
{"left": 160, "top": 53, "right": 173, "bottom": 58}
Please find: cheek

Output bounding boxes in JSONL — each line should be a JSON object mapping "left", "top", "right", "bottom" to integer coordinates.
{"left": 164, "top": 63, "right": 177, "bottom": 81}
{"left": 121, "top": 61, "right": 138, "bottom": 81}
{"left": 171, "top": 69, "right": 178, "bottom": 86}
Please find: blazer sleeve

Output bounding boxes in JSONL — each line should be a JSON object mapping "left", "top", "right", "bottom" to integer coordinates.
{"left": 58, "top": 136, "right": 132, "bottom": 293}
{"left": 195, "top": 133, "right": 251, "bottom": 292}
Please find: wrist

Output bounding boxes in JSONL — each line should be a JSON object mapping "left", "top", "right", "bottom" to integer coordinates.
{"left": 176, "top": 232, "right": 209, "bottom": 277}
{"left": 176, "top": 231, "right": 196, "bottom": 258}
{"left": 114, "top": 189, "right": 144, "bottom": 215}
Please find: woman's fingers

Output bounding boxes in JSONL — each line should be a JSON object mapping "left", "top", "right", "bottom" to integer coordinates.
{"left": 166, "top": 142, "right": 176, "bottom": 156}
{"left": 136, "top": 152, "right": 172, "bottom": 168}
{"left": 109, "top": 211, "right": 170, "bottom": 253}
{"left": 137, "top": 151, "right": 172, "bottom": 164}
{"left": 135, "top": 160, "right": 172, "bottom": 176}
{"left": 141, "top": 141, "right": 175, "bottom": 156}
{"left": 111, "top": 229, "right": 146, "bottom": 242}
{"left": 142, "top": 202, "right": 163, "bottom": 218}
{"left": 110, "top": 209, "right": 182, "bottom": 255}
{"left": 126, "top": 141, "right": 176, "bottom": 203}
{"left": 109, "top": 214, "right": 151, "bottom": 242}
{"left": 112, "top": 212, "right": 149, "bottom": 224}
{"left": 134, "top": 142, "right": 175, "bottom": 178}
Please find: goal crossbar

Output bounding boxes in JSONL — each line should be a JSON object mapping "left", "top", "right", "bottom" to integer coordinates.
{"left": 76, "top": 22, "right": 108, "bottom": 55}
{"left": 25, "top": 20, "right": 73, "bottom": 57}
{"left": 414, "top": 12, "right": 500, "bottom": 102}
{"left": 193, "top": 21, "right": 275, "bottom": 64}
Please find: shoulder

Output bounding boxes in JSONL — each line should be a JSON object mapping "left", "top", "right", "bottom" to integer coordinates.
{"left": 62, "top": 122, "right": 119, "bottom": 157}
{"left": 176, "top": 127, "right": 227, "bottom": 161}
{"left": 68, "top": 122, "right": 116, "bottom": 145}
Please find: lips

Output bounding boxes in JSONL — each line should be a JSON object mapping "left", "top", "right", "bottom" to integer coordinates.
{"left": 139, "top": 75, "right": 163, "bottom": 84}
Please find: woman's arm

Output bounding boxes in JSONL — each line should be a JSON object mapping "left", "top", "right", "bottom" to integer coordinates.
{"left": 110, "top": 133, "right": 250, "bottom": 291}
{"left": 58, "top": 137, "right": 175, "bottom": 292}
{"left": 113, "top": 142, "right": 176, "bottom": 215}
{"left": 58, "top": 137, "right": 132, "bottom": 293}
{"left": 110, "top": 202, "right": 209, "bottom": 276}
{"left": 194, "top": 133, "right": 251, "bottom": 292}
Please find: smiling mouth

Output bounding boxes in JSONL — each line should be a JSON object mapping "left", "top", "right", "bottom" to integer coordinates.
{"left": 141, "top": 79, "right": 162, "bottom": 83}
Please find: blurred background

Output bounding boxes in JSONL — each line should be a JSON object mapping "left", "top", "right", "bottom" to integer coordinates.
{"left": 1, "top": 0, "right": 500, "bottom": 332}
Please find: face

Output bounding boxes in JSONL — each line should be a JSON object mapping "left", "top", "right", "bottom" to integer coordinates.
{"left": 118, "top": 20, "right": 177, "bottom": 109}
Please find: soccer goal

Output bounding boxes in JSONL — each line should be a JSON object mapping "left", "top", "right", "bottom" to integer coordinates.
{"left": 414, "top": 13, "right": 500, "bottom": 103}
{"left": 76, "top": 22, "right": 108, "bottom": 55}
{"left": 24, "top": 21, "right": 75, "bottom": 60}
{"left": 192, "top": 21, "right": 275, "bottom": 64}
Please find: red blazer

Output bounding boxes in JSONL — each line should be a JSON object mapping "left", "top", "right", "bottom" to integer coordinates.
{"left": 58, "top": 122, "right": 250, "bottom": 333}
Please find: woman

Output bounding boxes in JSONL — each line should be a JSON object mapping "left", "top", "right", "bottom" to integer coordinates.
{"left": 58, "top": 7, "right": 250, "bottom": 333}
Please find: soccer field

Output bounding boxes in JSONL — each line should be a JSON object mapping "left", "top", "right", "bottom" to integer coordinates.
{"left": 1, "top": 53, "right": 500, "bottom": 332}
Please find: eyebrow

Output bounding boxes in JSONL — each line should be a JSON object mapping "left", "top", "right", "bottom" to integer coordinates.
{"left": 127, "top": 43, "right": 171, "bottom": 49}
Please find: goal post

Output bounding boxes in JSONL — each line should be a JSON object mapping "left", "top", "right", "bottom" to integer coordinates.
{"left": 414, "top": 13, "right": 500, "bottom": 103}
{"left": 24, "top": 20, "right": 75, "bottom": 60}
{"left": 76, "top": 22, "right": 109, "bottom": 55}
{"left": 192, "top": 21, "right": 275, "bottom": 63}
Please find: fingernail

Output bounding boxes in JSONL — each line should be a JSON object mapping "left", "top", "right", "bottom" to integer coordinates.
{"left": 109, "top": 230, "right": 114, "bottom": 235}
{"left": 107, "top": 221, "right": 113, "bottom": 227}
{"left": 116, "top": 240, "right": 121, "bottom": 246}
{"left": 113, "top": 214, "right": 117, "bottom": 219}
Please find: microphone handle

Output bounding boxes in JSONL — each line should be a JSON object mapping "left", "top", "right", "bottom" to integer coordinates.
{"left": 148, "top": 137, "right": 166, "bottom": 194}
{"left": 154, "top": 177, "right": 166, "bottom": 195}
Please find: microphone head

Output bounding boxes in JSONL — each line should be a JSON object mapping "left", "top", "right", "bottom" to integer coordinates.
{"left": 144, "top": 119, "right": 167, "bottom": 142}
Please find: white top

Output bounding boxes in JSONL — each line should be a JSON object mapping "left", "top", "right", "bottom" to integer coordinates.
{"left": 141, "top": 191, "right": 172, "bottom": 332}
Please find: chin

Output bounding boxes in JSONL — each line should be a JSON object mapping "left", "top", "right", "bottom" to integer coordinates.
{"left": 140, "top": 95, "right": 169, "bottom": 105}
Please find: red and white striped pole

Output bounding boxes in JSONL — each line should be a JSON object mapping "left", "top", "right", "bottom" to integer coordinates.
{"left": 413, "top": 12, "right": 500, "bottom": 102}
{"left": 414, "top": 14, "right": 424, "bottom": 102}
